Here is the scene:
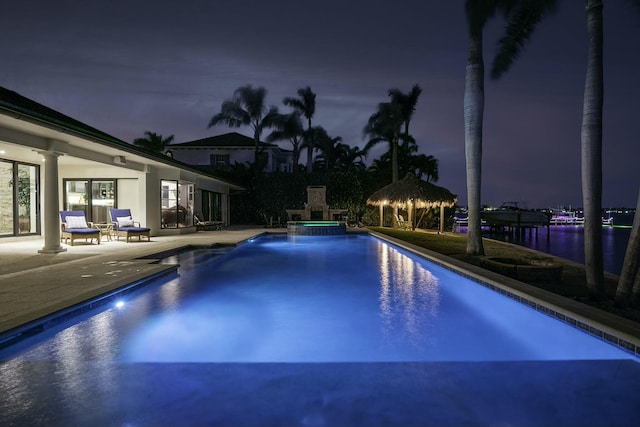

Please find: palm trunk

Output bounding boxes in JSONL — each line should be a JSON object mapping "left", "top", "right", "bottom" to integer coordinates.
{"left": 292, "top": 143, "right": 300, "bottom": 174}
{"left": 253, "top": 128, "right": 261, "bottom": 165}
{"left": 581, "top": 0, "right": 605, "bottom": 299}
{"left": 306, "top": 119, "right": 313, "bottom": 173}
{"left": 464, "top": 29, "right": 485, "bottom": 256}
{"left": 391, "top": 132, "right": 399, "bottom": 183}
{"left": 615, "top": 186, "right": 640, "bottom": 306}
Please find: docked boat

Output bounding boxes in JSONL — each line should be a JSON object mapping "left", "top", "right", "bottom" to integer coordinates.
{"left": 481, "top": 202, "right": 550, "bottom": 228}
{"left": 549, "top": 209, "right": 584, "bottom": 225}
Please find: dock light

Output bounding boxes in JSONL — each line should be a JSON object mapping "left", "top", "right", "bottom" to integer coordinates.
{"left": 115, "top": 300, "right": 125, "bottom": 309}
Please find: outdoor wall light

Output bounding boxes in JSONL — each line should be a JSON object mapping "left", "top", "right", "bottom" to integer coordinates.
{"left": 113, "top": 155, "right": 127, "bottom": 165}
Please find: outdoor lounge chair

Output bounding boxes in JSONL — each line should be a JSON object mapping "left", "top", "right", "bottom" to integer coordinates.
{"left": 194, "top": 213, "right": 224, "bottom": 231}
{"left": 60, "top": 210, "right": 101, "bottom": 246}
{"left": 109, "top": 208, "right": 151, "bottom": 242}
{"left": 396, "top": 214, "right": 411, "bottom": 230}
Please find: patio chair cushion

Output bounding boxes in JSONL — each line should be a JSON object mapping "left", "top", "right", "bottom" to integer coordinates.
{"left": 65, "top": 215, "right": 89, "bottom": 229}
{"left": 117, "top": 216, "right": 135, "bottom": 227}
{"left": 68, "top": 228, "right": 101, "bottom": 235}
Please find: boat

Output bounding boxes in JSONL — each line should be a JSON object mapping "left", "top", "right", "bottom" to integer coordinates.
{"left": 481, "top": 202, "right": 550, "bottom": 228}
{"left": 603, "top": 209, "right": 635, "bottom": 227}
{"left": 549, "top": 209, "right": 584, "bottom": 226}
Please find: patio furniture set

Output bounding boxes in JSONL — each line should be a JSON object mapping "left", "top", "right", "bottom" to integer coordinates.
{"left": 60, "top": 208, "right": 151, "bottom": 246}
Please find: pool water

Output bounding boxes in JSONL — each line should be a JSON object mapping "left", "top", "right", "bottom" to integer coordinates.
{"left": 0, "top": 234, "right": 634, "bottom": 363}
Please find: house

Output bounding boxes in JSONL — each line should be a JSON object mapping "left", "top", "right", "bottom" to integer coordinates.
{"left": 168, "top": 132, "right": 293, "bottom": 173}
{"left": 0, "top": 86, "right": 243, "bottom": 253}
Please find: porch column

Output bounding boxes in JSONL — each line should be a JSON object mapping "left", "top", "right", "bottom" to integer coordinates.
{"left": 38, "top": 151, "right": 66, "bottom": 253}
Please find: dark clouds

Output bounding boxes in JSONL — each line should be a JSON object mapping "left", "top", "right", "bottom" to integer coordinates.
{"left": 1, "top": 1, "right": 638, "bottom": 208}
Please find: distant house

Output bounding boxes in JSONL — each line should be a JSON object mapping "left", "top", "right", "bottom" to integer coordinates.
{"left": 0, "top": 86, "right": 243, "bottom": 252}
{"left": 169, "top": 132, "right": 293, "bottom": 173}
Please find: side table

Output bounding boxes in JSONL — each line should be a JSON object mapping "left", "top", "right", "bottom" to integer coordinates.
{"left": 94, "top": 223, "right": 113, "bottom": 241}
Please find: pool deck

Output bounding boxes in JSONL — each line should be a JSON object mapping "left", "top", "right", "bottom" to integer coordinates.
{"left": 1, "top": 227, "right": 640, "bottom": 426}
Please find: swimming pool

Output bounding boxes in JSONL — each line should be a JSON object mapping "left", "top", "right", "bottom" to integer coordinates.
{"left": 1, "top": 233, "right": 639, "bottom": 426}
{"left": 0, "top": 234, "right": 634, "bottom": 363}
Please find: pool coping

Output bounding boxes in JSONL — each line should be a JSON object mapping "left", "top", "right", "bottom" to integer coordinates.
{"left": 369, "top": 230, "right": 640, "bottom": 358}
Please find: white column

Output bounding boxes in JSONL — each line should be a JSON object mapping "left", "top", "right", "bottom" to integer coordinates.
{"left": 38, "top": 151, "right": 66, "bottom": 253}
{"left": 379, "top": 204, "right": 384, "bottom": 227}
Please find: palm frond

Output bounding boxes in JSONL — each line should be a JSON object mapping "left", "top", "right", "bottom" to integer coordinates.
{"left": 491, "top": 0, "right": 558, "bottom": 79}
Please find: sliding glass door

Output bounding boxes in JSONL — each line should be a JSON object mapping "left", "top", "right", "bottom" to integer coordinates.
{"left": 0, "top": 160, "right": 39, "bottom": 237}
{"left": 64, "top": 179, "right": 115, "bottom": 224}
{"left": 161, "top": 180, "right": 194, "bottom": 228}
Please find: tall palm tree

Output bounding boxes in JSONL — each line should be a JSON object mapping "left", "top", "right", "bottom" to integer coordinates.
{"left": 363, "top": 101, "right": 404, "bottom": 183}
{"left": 388, "top": 84, "right": 422, "bottom": 143}
{"left": 283, "top": 87, "right": 316, "bottom": 173}
{"left": 580, "top": 0, "right": 606, "bottom": 299}
{"left": 133, "top": 131, "right": 174, "bottom": 153}
{"left": 368, "top": 85, "right": 423, "bottom": 184}
{"left": 464, "top": 0, "right": 557, "bottom": 256}
{"left": 616, "top": 186, "right": 640, "bottom": 306}
{"left": 616, "top": 1, "right": 640, "bottom": 306}
{"left": 266, "top": 112, "right": 305, "bottom": 173}
{"left": 209, "top": 85, "right": 279, "bottom": 165}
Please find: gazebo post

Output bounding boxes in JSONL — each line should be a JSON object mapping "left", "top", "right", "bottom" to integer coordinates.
{"left": 379, "top": 204, "right": 384, "bottom": 227}
{"left": 439, "top": 204, "right": 445, "bottom": 233}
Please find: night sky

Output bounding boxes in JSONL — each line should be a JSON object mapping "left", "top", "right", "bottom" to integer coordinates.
{"left": 1, "top": 1, "right": 638, "bottom": 208}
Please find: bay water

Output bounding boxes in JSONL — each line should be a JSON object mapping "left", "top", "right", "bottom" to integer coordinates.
{"left": 476, "top": 225, "right": 631, "bottom": 275}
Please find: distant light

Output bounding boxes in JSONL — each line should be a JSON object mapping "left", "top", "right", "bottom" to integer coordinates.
{"left": 115, "top": 300, "right": 125, "bottom": 309}
{"left": 0, "top": 150, "right": 5, "bottom": 155}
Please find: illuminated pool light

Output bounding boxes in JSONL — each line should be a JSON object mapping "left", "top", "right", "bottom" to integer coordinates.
{"left": 115, "top": 301, "right": 125, "bottom": 309}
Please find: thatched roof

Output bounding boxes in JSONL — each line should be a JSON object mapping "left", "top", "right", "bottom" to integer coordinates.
{"left": 367, "top": 173, "right": 457, "bottom": 209}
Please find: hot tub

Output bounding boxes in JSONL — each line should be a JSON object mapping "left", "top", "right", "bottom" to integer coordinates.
{"left": 287, "top": 221, "right": 346, "bottom": 235}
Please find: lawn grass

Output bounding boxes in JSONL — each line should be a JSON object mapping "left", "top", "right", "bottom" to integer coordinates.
{"left": 368, "top": 227, "right": 639, "bottom": 323}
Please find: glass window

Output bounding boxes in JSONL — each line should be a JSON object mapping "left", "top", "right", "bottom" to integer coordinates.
{"left": 202, "top": 190, "right": 222, "bottom": 222}
{"left": 161, "top": 180, "right": 193, "bottom": 228}
{"left": 0, "top": 160, "right": 40, "bottom": 237}
{"left": 64, "top": 179, "right": 116, "bottom": 223}
{"left": 17, "top": 164, "right": 38, "bottom": 234}
{"left": 65, "top": 180, "right": 89, "bottom": 215}
{"left": 91, "top": 180, "right": 115, "bottom": 224}
{"left": 0, "top": 161, "right": 13, "bottom": 236}
{"left": 210, "top": 154, "right": 229, "bottom": 167}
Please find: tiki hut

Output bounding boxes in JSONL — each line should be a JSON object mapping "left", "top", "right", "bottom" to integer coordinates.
{"left": 367, "top": 173, "right": 457, "bottom": 232}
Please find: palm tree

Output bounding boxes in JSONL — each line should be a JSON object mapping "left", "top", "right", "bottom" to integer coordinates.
{"left": 388, "top": 84, "right": 422, "bottom": 144}
{"left": 616, "top": 1, "right": 640, "bottom": 306}
{"left": 337, "top": 145, "right": 366, "bottom": 171}
{"left": 579, "top": 0, "right": 606, "bottom": 299}
{"left": 366, "top": 85, "right": 423, "bottom": 185}
{"left": 209, "top": 85, "right": 279, "bottom": 165}
{"left": 266, "top": 112, "right": 305, "bottom": 173}
{"left": 616, "top": 186, "right": 640, "bottom": 306}
{"left": 133, "top": 131, "right": 174, "bottom": 153}
{"left": 363, "top": 101, "right": 404, "bottom": 183}
{"left": 464, "top": 0, "right": 557, "bottom": 256}
{"left": 313, "top": 128, "right": 346, "bottom": 172}
{"left": 283, "top": 87, "right": 316, "bottom": 173}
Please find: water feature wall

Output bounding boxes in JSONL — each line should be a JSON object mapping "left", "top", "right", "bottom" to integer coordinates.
{"left": 287, "top": 221, "right": 346, "bottom": 235}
